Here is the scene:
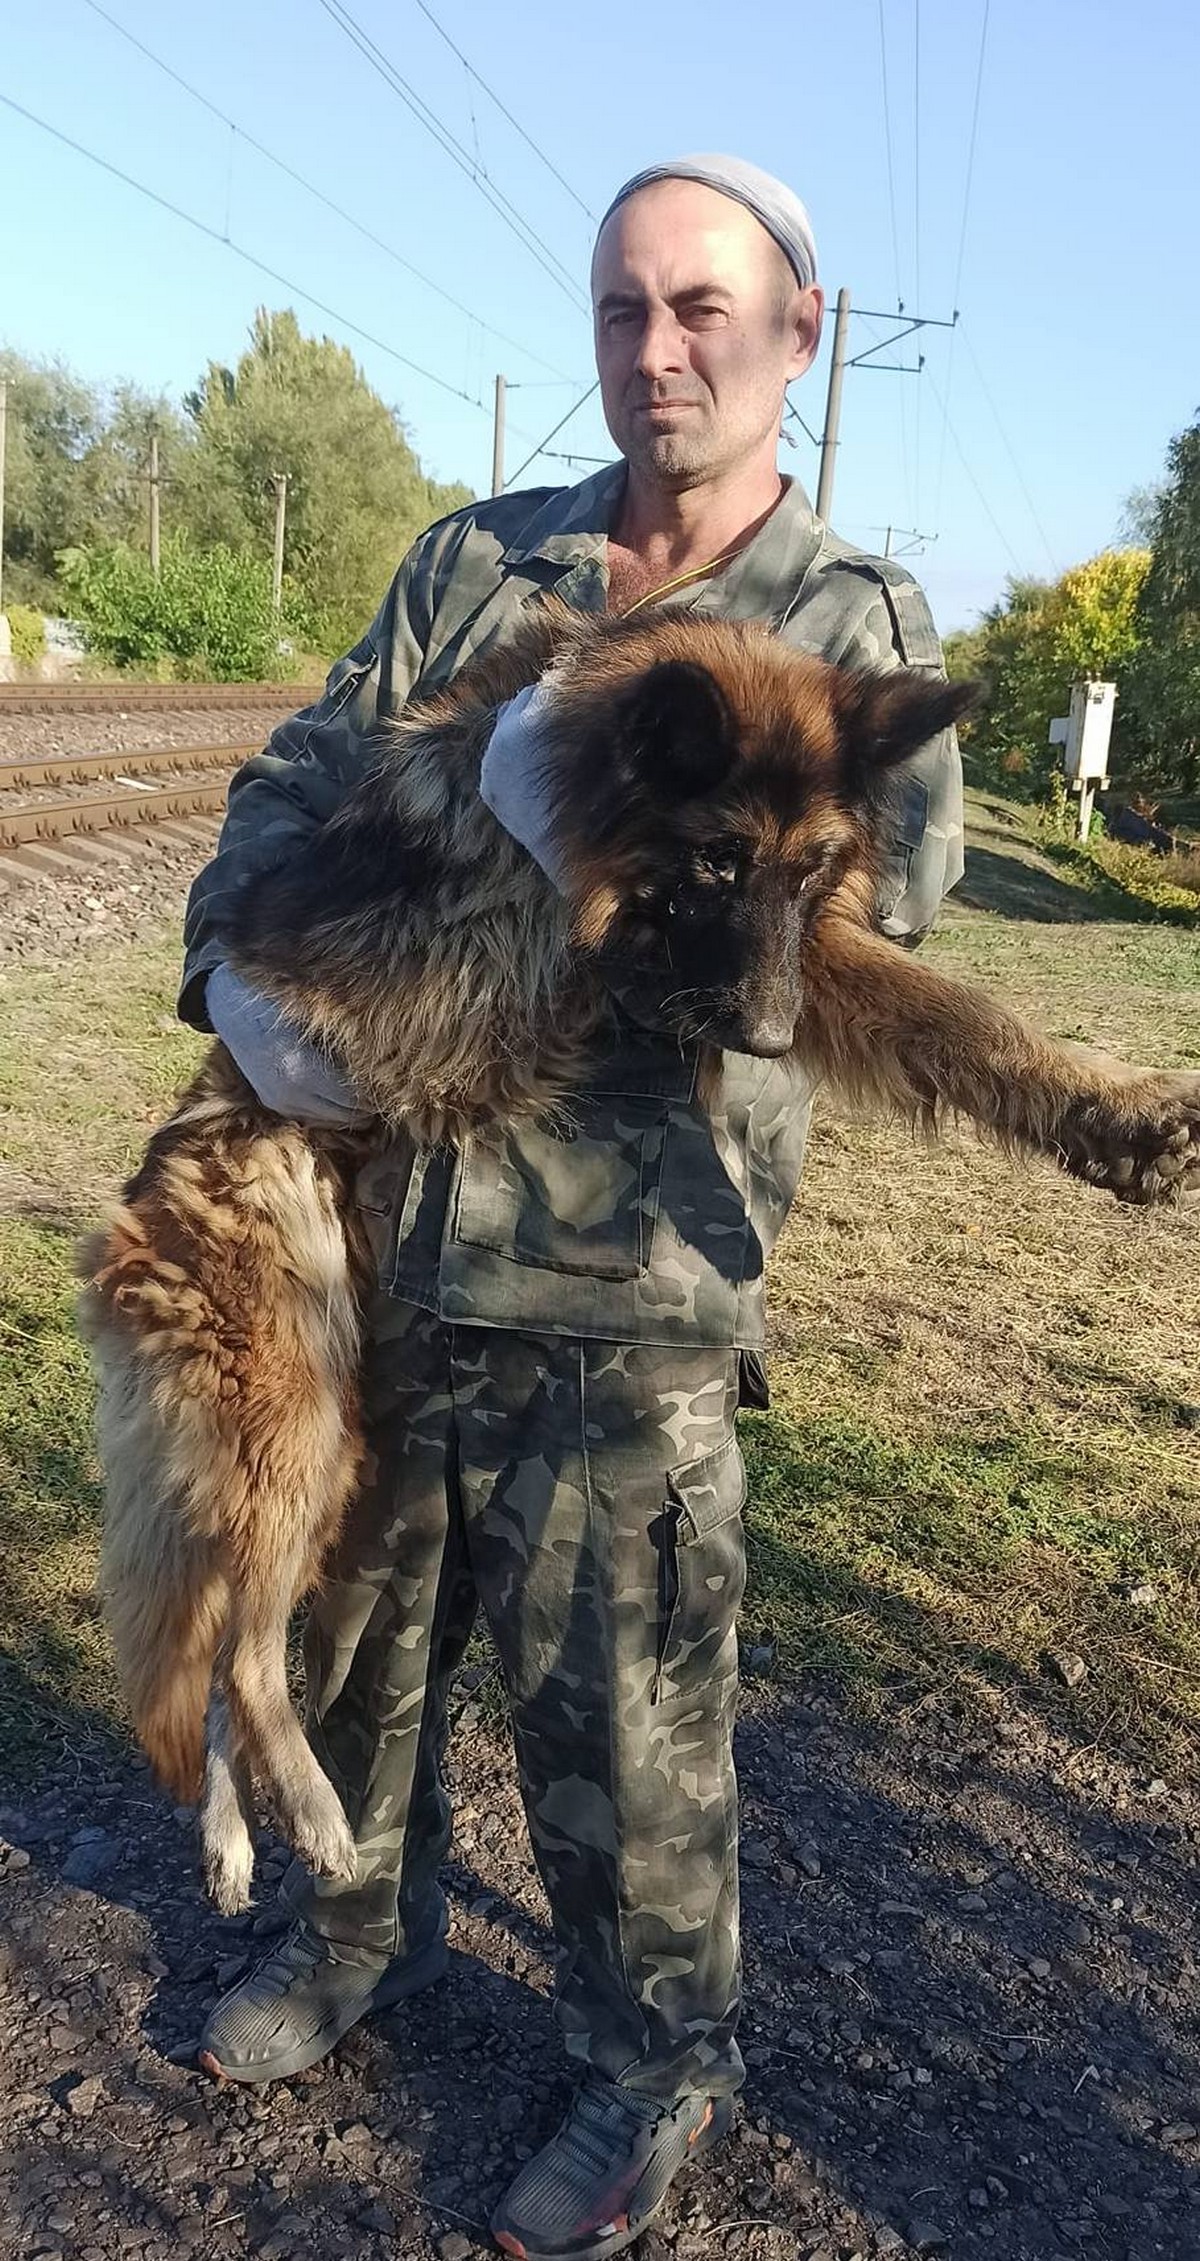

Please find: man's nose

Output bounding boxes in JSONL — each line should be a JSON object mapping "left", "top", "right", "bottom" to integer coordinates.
{"left": 634, "top": 309, "right": 686, "bottom": 378}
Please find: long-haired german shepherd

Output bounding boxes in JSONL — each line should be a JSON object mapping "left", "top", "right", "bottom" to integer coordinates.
{"left": 79, "top": 603, "right": 1200, "bottom": 1915}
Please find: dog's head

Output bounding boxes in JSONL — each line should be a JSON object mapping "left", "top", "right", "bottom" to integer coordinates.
{"left": 539, "top": 616, "right": 977, "bottom": 1057}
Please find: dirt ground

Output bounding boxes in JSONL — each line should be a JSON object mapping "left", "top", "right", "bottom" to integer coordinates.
{"left": 3, "top": 1665, "right": 1199, "bottom": 2261}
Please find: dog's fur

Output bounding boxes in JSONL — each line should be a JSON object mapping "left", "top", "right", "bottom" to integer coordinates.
{"left": 78, "top": 604, "right": 1200, "bottom": 1914}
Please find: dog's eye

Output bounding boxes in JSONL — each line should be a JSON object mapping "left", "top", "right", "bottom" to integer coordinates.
{"left": 695, "top": 849, "right": 739, "bottom": 886}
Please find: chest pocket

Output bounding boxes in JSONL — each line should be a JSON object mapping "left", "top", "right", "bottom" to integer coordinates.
{"left": 451, "top": 1046, "right": 695, "bottom": 1283}
{"left": 452, "top": 1096, "right": 667, "bottom": 1281}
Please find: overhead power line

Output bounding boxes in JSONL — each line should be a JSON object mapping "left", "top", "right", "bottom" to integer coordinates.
{"left": 0, "top": 90, "right": 493, "bottom": 415}
{"left": 503, "top": 382, "right": 600, "bottom": 490}
{"left": 314, "top": 0, "right": 591, "bottom": 317}
{"left": 877, "top": 0, "right": 912, "bottom": 522}
{"left": 959, "top": 323, "right": 1059, "bottom": 575}
{"left": 410, "top": 0, "right": 595, "bottom": 221}
{"left": 924, "top": 367, "right": 1025, "bottom": 576}
{"left": 913, "top": 0, "right": 923, "bottom": 519}
{"left": 77, "top": 0, "right": 572, "bottom": 382}
{"left": 933, "top": 0, "right": 992, "bottom": 529}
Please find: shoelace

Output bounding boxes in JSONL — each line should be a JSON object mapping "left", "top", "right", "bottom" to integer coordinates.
{"left": 251, "top": 1931, "right": 326, "bottom": 1994}
{"left": 557, "top": 2083, "right": 666, "bottom": 2178}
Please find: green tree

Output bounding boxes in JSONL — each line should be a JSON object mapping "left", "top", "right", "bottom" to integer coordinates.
{"left": 180, "top": 309, "right": 471, "bottom": 653}
{"left": 1123, "top": 412, "right": 1200, "bottom": 794}
{"left": 954, "top": 552, "right": 1149, "bottom": 796}
{"left": 0, "top": 349, "right": 193, "bottom": 604}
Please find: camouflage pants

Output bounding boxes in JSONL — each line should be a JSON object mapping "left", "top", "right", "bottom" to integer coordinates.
{"left": 282, "top": 1294, "right": 748, "bottom": 2101}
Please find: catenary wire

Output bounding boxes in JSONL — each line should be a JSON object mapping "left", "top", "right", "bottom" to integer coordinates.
{"left": 314, "top": 0, "right": 591, "bottom": 316}
{"left": 76, "top": 0, "right": 574, "bottom": 383}
{"left": 933, "top": 0, "right": 991, "bottom": 530}
{"left": 912, "top": 0, "right": 922, "bottom": 524}
{"left": 0, "top": 91, "right": 495, "bottom": 416}
{"left": 959, "top": 324, "right": 1059, "bottom": 575}
{"left": 924, "top": 368, "right": 1027, "bottom": 577}
{"left": 410, "top": 0, "right": 595, "bottom": 221}
{"left": 877, "top": 0, "right": 913, "bottom": 524}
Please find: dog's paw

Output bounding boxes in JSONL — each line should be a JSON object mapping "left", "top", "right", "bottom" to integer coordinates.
{"left": 1061, "top": 1072, "right": 1200, "bottom": 1205}
{"left": 201, "top": 1827, "right": 256, "bottom": 1918}
{"left": 286, "top": 1781, "right": 358, "bottom": 1884}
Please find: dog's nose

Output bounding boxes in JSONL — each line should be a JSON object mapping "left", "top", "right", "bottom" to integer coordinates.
{"left": 741, "top": 1017, "right": 795, "bottom": 1058}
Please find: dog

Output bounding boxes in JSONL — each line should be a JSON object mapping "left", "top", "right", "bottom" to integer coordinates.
{"left": 78, "top": 602, "right": 1200, "bottom": 1915}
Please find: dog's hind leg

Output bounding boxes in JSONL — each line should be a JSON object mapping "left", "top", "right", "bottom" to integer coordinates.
{"left": 224, "top": 1560, "right": 358, "bottom": 1887}
{"left": 200, "top": 1682, "right": 259, "bottom": 1916}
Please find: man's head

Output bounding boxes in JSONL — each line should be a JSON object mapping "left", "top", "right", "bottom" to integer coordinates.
{"left": 591, "top": 156, "right": 824, "bottom": 491}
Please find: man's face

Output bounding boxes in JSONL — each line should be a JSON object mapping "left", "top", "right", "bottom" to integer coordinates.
{"left": 591, "top": 179, "right": 823, "bottom": 488}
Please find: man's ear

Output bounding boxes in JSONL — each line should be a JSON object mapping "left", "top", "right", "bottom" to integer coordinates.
{"left": 838, "top": 669, "right": 981, "bottom": 789}
{"left": 612, "top": 661, "right": 738, "bottom": 800}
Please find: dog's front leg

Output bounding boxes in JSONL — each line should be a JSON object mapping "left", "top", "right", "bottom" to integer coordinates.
{"left": 797, "top": 916, "right": 1200, "bottom": 1205}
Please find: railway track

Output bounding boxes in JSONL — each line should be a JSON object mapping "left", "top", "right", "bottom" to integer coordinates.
{"left": 0, "top": 680, "right": 321, "bottom": 717}
{"left": 0, "top": 740, "right": 248, "bottom": 884}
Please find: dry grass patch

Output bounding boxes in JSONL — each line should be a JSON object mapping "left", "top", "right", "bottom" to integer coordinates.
{"left": 751, "top": 816, "right": 1200, "bottom": 1765}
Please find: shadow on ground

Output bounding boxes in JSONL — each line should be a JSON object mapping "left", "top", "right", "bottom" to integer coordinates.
{"left": 1, "top": 1565, "right": 1197, "bottom": 2260}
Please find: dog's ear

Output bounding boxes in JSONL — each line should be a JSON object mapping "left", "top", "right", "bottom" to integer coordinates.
{"left": 612, "top": 660, "right": 737, "bottom": 800}
{"left": 837, "top": 670, "right": 981, "bottom": 787}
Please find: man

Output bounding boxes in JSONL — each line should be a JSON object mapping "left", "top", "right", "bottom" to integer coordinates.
{"left": 185, "top": 158, "right": 962, "bottom": 2259}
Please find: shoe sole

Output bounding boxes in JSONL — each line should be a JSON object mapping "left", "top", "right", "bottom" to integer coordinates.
{"left": 197, "top": 1934, "right": 449, "bottom": 2086}
{"left": 491, "top": 2092, "right": 734, "bottom": 2261}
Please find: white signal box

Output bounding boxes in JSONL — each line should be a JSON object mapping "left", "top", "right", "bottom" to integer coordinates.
{"left": 1048, "top": 680, "right": 1116, "bottom": 840}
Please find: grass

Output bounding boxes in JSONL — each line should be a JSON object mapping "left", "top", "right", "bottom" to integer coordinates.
{"left": 1, "top": 796, "right": 1198, "bottom": 1776}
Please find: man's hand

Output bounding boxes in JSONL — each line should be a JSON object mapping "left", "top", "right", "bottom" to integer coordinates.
{"left": 478, "top": 680, "right": 570, "bottom": 891}
{"left": 206, "top": 964, "right": 367, "bottom": 1126}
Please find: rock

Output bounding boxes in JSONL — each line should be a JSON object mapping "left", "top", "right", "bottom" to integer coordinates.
{"left": 957, "top": 1891, "right": 988, "bottom": 1914}
{"left": 1043, "top": 1649, "right": 1088, "bottom": 1690}
{"left": 1127, "top": 1582, "right": 1159, "bottom": 1605}
{"left": 907, "top": 2223, "right": 950, "bottom": 2254}
{"left": 64, "top": 2075, "right": 106, "bottom": 2119}
{"left": 797, "top": 1841, "right": 822, "bottom": 1879}
{"left": 1160, "top": 2121, "right": 1198, "bottom": 2143}
{"left": 3, "top": 1846, "right": 31, "bottom": 1872}
{"left": 357, "top": 2202, "right": 395, "bottom": 2235}
{"left": 1027, "top": 1956, "right": 1052, "bottom": 1979}
{"left": 62, "top": 1837, "right": 121, "bottom": 1886}
{"left": 437, "top": 2238, "right": 473, "bottom": 2261}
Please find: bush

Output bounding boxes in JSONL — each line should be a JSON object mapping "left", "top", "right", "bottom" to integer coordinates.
{"left": 57, "top": 535, "right": 307, "bottom": 681}
{"left": 5, "top": 604, "right": 45, "bottom": 666}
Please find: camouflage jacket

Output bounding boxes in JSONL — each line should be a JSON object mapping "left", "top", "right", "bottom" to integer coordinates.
{"left": 180, "top": 466, "right": 963, "bottom": 1349}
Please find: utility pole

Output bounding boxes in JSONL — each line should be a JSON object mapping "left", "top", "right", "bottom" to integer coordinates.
{"left": 148, "top": 432, "right": 161, "bottom": 581}
{"left": 491, "top": 374, "right": 507, "bottom": 498}
{"left": 816, "top": 291, "right": 958, "bottom": 525}
{"left": 816, "top": 288, "right": 851, "bottom": 524}
{"left": 270, "top": 472, "right": 288, "bottom": 615}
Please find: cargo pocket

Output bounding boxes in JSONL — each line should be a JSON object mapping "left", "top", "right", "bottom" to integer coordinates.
{"left": 651, "top": 1434, "right": 747, "bottom": 1704}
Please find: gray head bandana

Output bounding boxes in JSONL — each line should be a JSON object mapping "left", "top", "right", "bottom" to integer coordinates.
{"left": 598, "top": 154, "right": 819, "bottom": 290}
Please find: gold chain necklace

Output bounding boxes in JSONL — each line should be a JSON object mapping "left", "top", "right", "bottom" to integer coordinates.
{"left": 618, "top": 542, "right": 747, "bottom": 620}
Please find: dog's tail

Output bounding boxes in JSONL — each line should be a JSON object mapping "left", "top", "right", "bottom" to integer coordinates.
{"left": 80, "top": 1214, "right": 234, "bottom": 1803}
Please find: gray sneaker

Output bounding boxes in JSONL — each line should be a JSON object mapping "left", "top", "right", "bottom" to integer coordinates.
{"left": 492, "top": 2078, "right": 733, "bottom": 2261}
{"left": 197, "top": 1923, "right": 448, "bottom": 2084}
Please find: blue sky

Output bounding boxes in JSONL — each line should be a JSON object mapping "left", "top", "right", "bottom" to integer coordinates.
{"left": 2, "top": 0, "right": 1197, "bottom": 635}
